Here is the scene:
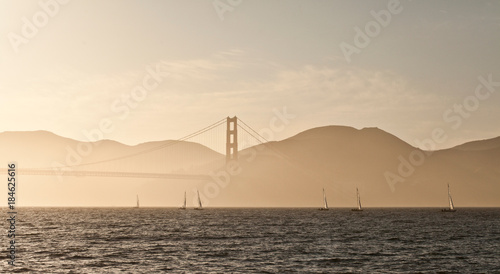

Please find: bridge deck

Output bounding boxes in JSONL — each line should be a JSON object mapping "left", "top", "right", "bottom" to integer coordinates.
{"left": 0, "top": 168, "right": 211, "bottom": 181}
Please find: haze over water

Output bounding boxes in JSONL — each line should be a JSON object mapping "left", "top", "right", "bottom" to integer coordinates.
{"left": 1, "top": 1, "right": 499, "bottom": 272}
{"left": 6, "top": 207, "right": 500, "bottom": 273}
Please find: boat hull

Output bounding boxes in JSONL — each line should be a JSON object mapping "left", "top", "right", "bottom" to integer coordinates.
{"left": 351, "top": 209, "right": 363, "bottom": 211}
{"left": 318, "top": 208, "right": 329, "bottom": 211}
{"left": 441, "top": 209, "right": 456, "bottom": 212}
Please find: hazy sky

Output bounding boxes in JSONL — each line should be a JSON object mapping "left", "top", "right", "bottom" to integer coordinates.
{"left": 1, "top": 0, "right": 499, "bottom": 149}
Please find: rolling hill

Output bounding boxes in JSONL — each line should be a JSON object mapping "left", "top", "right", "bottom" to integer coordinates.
{"left": 0, "top": 127, "right": 498, "bottom": 207}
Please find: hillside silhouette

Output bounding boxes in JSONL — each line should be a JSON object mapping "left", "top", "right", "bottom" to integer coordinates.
{"left": 225, "top": 126, "right": 500, "bottom": 207}
{"left": 0, "top": 127, "right": 498, "bottom": 207}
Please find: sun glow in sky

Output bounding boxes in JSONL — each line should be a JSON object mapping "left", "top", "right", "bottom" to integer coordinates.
{"left": 1, "top": 0, "right": 499, "bottom": 148}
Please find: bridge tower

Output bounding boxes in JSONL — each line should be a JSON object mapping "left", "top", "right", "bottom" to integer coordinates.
{"left": 226, "top": 116, "right": 238, "bottom": 163}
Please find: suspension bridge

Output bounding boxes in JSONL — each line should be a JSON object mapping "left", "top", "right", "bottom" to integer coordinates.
{"left": 2, "top": 117, "right": 269, "bottom": 181}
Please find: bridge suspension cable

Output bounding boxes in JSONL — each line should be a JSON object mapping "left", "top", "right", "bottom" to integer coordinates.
{"left": 51, "top": 118, "right": 227, "bottom": 169}
{"left": 236, "top": 118, "right": 269, "bottom": 145}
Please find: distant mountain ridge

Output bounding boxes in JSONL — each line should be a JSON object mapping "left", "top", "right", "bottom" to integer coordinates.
{"left": 451, "top": 136, "right": 500, "bottom": 151}
{"left": 0, "top": 127, "right": 499, "bottom": 207}
{"left": 229, "top": 126, "right": 500, "bottom": 207}
{"left": 0, "top": 130, "right": 223, "bottom": 172}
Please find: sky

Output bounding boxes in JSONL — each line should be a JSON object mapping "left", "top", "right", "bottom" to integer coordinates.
{"left": 1, "top": 0, "right": 499, "bottom": 150}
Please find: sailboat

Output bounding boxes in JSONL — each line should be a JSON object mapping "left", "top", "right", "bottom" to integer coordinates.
{"left": 441, "top": 184, "right": 456, "bottom": 212}
{"left": 351, "top": 187, "right": 363, "bottom": 211}
{"left": 318, "top": 188, "right": 329, "bottom": 210}
{"left": 136, "top": 195, "right": 139, "bottom": 208}
{"left": 179, "top": 191, "right": 186, "bottom": 210}
{"left": 194, "top": 190, "right": 203, "bottom": 210}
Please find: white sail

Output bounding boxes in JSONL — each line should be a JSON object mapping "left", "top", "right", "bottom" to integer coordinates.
{"left": 442, "top": 184, "right": 456, "bottom": 212}
{"left": 448, "top": 184, "right": 454, "bottom": 210}
{"left": 356, "top": 188, "right": 362, "bottom": 210}
{"left": 323, "top": 188, "right": 328, "bottom": 209}
{"left": 197, "top": 190, "right": 203, "bottom": 209}
{"left": 179, "top": 191, "right": 186, "bottom": 209}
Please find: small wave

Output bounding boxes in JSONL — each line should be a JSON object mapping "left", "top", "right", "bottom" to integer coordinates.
{"left": 12, "top": 267, "right": 34, "bottom": 273}
{"left": 49, "top": 253, "right": 66, "bottom": 258}
{"left": 207, "top": 251, "right": 230, "bottom": 258}
{"left": 65, "top": 255, "right": 95, "bottom": 260}
{"left": 105, "top": 236, "right": 135, "bottom": 241}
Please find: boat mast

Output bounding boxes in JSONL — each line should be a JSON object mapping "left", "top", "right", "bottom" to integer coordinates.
{"left": 357, "top": 188, "right": 362, "bottom": 210}
{"left": 183, "top": 191, "right": 187, "bottom": 208}
{"left": 323, "top": 188, "right": 328, "bottom": 209}
{"left": 448, "top": 184, "right": 454, "bottom": 210}
{"left": 197, "top": 190, "right": 203, "bottom": 209}
{"left": 136, "top": 195, "right": 139, "bottom": 208}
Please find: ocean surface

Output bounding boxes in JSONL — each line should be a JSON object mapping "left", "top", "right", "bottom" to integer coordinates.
{"left": 3, "top": 208, "right": 500, "bottom": 273}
